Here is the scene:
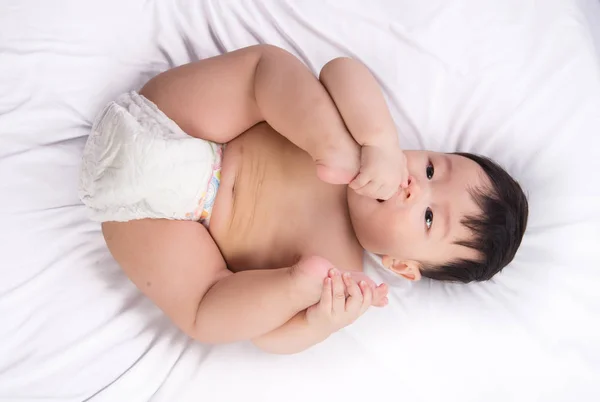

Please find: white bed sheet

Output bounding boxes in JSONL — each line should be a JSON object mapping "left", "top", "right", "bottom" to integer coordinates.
{"left": 579, "top": 0, "right": 600, "bottom": 55}
{"left": 1, "top": 1, "right": 599, "bottom": 401}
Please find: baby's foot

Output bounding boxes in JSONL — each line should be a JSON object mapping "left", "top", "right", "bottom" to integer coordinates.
{"left": 290, "top": 256, "right": 389, "bottom": 309}
{"left": 290, "top": 255, "right": 335, "bottom": 306}
{"left": 315, "top": 162, "right": 357, "bottom": 185}
{"left": 314, "top": 135, "right": 361, "bottom": 185}
{"left": 341, "top": 271, "right": 389, "bottom": 307}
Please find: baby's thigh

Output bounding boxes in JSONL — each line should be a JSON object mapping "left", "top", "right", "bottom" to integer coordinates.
{"left": 102, "top": 219, "right": 230, "bottom": 331}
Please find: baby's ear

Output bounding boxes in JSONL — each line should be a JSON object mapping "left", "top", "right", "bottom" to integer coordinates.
{"left": 382, "top": 256, "right": 422, "bottom": 281}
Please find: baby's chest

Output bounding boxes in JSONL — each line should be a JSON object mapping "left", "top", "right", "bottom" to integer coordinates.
{"left": 211, "top": 128, "right": 362, "bottom": 272}
{"left": 219, "top": 212, "right": 362, "bottom": 274}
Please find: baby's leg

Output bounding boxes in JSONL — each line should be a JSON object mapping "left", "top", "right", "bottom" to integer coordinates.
{"left": 103, "top": 219, "right": 387, "bottom": 345}
{"left": 196, "top": 256, "right": 388, "bottom": 343}
{"left": 102, "top": 218, "right": 332, "bottom": 345}
{"left": 194, "top": 256, "right": 333, "bottom": 343}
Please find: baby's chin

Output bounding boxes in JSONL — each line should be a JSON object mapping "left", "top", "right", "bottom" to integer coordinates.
{"left": 346, "top": 187, "right": 379, "bottom": 215}
{"left": 352, "top": 225, "right": 389, "bottom": 256}
{"left": 346, "top": 189, "right": 385, "bottom": 252}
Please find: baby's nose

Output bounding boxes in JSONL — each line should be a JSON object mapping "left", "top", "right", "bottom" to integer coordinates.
{"left": 402, "top": 176, "right": 420, "bottom": 202}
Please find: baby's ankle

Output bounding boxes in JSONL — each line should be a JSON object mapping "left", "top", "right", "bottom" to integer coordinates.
{"left": 313, "top": 136, "right": 360, "bottom": 185}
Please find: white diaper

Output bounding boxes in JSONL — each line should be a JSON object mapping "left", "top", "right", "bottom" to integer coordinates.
{"left": 78, "top": 91, "right": 223, "bottom": 226}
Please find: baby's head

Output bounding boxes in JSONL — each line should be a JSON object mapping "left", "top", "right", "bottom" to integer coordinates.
{"left": 347, "top": 151, "right": 528, "bottom": 283}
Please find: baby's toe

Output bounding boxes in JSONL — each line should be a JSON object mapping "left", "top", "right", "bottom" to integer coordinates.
{"left": 372, "top": 284, "right": 389, "bottom": 306}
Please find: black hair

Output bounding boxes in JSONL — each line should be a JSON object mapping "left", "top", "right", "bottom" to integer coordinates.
{"left": 420, "top": 153, "right": 529, "bottom": 283}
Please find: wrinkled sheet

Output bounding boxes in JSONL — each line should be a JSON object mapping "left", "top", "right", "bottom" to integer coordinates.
{"left": 1, "top": 1, "right": 599, "bottom": 401}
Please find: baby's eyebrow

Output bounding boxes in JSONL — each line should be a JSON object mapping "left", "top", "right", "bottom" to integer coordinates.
{"left": 442, "top": 155, "right": 452, "bottom": 240}
{"left": 442, "top": 201, "right": 451, "bottom": 241}
{"left": 445, "top": 155, "right": 453, "bottom": 176}
{"left": 444, "top": 206, "right": 451, "bottom": 239}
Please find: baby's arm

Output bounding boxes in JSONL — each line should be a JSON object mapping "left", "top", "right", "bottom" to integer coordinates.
{"left": 319, "top": 58, "right": 409, "bottom": 199}
{"left": 140, "top": 45, "right": 360, "bottom": 184}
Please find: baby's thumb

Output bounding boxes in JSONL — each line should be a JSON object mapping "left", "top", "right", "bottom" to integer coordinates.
{"left": 400, "top": 171, "right": 410, "bottom": 188}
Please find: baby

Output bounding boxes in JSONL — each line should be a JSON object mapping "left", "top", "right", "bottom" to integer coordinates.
{"left": 80, "top": 45, "right": 528, "bottom": 354}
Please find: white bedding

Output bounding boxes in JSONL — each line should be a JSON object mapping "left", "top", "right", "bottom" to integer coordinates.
{"left": 1, "top": 1, "right": 599, "bottom": 401}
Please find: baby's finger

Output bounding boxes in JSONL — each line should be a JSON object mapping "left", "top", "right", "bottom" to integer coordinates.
{"left": 359, "top": 281, "right": 373, "bottom": 314}
{"left": 320, "top": 276, "right": 333, "bottom": 312}
{"left": 358, "top": 181, "right": 384, "bottom": 199}
{"left": 331, "top": 270, "right": 346, "bottom": 313}
{"left": 349, "top": 172, "right": 371, "bottom": 190}
{"left": 400, "top": 169, "right": 410, "bottom": 188}
{"left": 378, "top": 184, "right": 398, "bottom": 201}
{"left": 343, "top": 272, "right": 362, "bottom": 312}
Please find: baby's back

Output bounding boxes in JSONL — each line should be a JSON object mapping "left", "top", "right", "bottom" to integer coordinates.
{"left": 209, "top": 123, "right": 363, "bottom": 273}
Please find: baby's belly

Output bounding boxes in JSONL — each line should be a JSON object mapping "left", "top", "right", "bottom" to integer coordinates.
{"left": 208, "top": 123, "right": 318, "bottom": 271}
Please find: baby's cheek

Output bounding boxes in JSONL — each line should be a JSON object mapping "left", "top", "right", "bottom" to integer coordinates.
{"left": 387, "top": 210, "right": 417, "bottom": 251}
{"left": 358, "top": 217, "right": 392, "bottom": 254}
{"left": 372, "top": 215, "right": 402, "bottom": 253}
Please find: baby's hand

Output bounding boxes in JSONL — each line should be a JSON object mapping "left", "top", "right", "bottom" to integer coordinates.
{"left": 349, "top": 144, "right": 409, "bottom": 200}
{"left": 305, "top": 270, "right": 387, "bottom": 334}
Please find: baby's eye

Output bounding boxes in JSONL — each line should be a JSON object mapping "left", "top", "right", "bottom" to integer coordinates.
{"left": 425, "top": 207, "right": 434, "bottom": 230}
{"left": 426, "top": 161, "right": 435, "bottom": 180}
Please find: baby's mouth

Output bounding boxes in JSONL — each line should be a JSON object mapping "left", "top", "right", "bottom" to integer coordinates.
{"left": 377, "top": 199, "right": 385, "bottom": 203}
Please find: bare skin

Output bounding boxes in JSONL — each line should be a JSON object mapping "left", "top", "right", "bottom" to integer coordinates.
{"left": 210, "top": 123, "right": 363, "bottom": 274}
{"left": 100, "top": 45, "right": 487, "bottom": 354}
{"left": 101, "top": 46, "right": 392, "bottom": 354}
